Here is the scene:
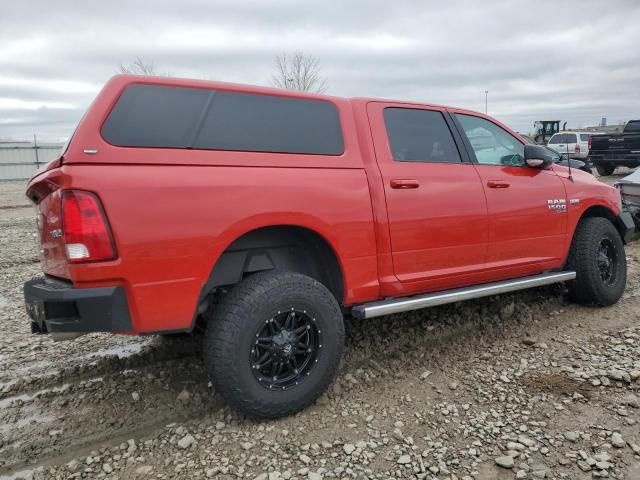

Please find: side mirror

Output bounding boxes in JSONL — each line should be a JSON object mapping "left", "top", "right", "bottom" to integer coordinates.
{"left": 524, "top": 144, "right": 554, "bottom": 168}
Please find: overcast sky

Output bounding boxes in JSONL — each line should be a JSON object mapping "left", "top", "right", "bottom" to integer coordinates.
{"left": 1, "top": 0, "right": 639, "bottom": 142}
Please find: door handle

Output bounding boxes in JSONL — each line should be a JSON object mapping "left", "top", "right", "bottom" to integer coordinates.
{"left": 390, "top": 179, "right": 419, "bottom": 189}
{"left": 487, "top": 180, "right": 510, "bottom": 189}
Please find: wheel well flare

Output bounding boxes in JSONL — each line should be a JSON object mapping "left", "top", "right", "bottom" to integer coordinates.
{"left": 204, "top": 226, "right": 344, "bottom": 303}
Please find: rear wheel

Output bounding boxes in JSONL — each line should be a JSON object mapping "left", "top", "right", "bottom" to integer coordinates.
{"left": 204, "top": 270, "right": 344, "bottom": 420}
{"left": 566, "top": 217, "right": 626, "bottom": 306}
{"left": 595, "top": 164, "right": 615, "bottom": 176}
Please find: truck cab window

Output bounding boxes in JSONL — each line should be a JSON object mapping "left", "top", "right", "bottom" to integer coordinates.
{"left": 456, "top": 114, "right": 525, "bottom": 166}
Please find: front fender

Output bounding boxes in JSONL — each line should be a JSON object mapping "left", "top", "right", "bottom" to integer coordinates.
{"left": 560, "top": 171, "right": 623, "bottom": 259}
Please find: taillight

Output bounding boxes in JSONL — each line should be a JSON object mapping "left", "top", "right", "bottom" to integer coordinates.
{"left": 62, "top": 190, "right": 116, "bottom": 262}
{"left": 588, "top": 137, "right": 592, "bottom": 149}
{"left": 575, "top": 144, "right": 581, "bottom": 153}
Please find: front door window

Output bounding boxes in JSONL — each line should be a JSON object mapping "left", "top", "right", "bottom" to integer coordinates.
{"left": 456, "top": 114, "right": 525, "bottom": 167}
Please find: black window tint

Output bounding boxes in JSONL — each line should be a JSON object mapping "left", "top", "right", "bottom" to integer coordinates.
{"left": 102, "top": 85, "right": 344, "bottom": 155}
{"left": 102, "top": 84, "right": 210, "bottom": 148}
{"left": 549, "top": 133, "right": 576, "bottom": 144}
{"left": 194, "top": 92, "right": 343, "bottom": 155}
{"left": 625, "top": 121, "right": 640, "bottom": 132}
{"left": 383, "top": 108, "right": 461, "bottom": 163}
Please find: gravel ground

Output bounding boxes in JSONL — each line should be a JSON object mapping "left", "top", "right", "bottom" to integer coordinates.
{"left": 1, "top": 174, "right": 639, "bottom": 480}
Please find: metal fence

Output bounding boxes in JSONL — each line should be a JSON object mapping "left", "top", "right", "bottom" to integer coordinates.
{"left": 0, "top": 144, "right": 63, "bottom": 181}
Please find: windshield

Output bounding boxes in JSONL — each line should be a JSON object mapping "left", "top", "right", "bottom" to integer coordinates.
{"left": 519, "top": 134, "right": 536, "bottom": 145}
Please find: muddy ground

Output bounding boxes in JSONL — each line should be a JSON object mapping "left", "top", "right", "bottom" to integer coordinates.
{"left": 0, "top": 174, "right": 639, "bottom": 480}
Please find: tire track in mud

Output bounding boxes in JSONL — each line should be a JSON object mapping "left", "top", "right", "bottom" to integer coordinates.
{"left": 0, "top": 257, "right": 39, "bottom": 269}
{"left": 0, "top": 345, "right": 218, "bottom": 475}
{"left": 0, "top": 337, "right": 202, "bottom": 398}
{"left": 0, "top": 205, "right": 31, "bottom": 211}
{"left": 0, "top": 329, "right": 209, "bottom": 476}
{"left": 0, "top": 412, "right": 222, "bottom": 478}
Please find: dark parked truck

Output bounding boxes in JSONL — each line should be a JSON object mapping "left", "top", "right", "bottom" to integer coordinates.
{"left": 24, "top": 75, "right": 638, "bottom": 419}
{"left": 590, "top": 120, "right": 640, "bottom": 176}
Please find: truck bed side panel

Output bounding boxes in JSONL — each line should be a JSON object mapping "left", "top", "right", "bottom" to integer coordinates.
{"left": 49, "top": 164, "right": 379, "bottom": 333}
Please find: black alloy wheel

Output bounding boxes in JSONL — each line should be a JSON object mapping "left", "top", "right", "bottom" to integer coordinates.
{"left": 596, "top": 238, "right": 618, "bottom": 285}
{"left": 250, "top": 309, "right": 320, "bottom": 390}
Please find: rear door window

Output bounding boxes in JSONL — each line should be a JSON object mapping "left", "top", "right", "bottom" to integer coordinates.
{"left": 383, "top": 108, "right": 462, "bottom": 163}
{"left": 102, "top": 84, "right": 344, "bottom": 155}
{"left": 549, "top": 133, "right": 577, "bottom": 144}
{"left": 580, "top": 134, "right": 590, "bottom": 141}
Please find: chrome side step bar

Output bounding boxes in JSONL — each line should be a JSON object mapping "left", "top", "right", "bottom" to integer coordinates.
{"left": 351, "top": 271, "right": 576, "bottom": 319}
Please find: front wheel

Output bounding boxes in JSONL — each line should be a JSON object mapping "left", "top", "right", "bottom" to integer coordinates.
{"left": 204, "top": 270, "right": 344, "bottom": 420}
{"left": 595, "top": 164, "right": 615, "bottom": 176}
{"left": 566, "top": 217, "right": 626, "bottom": 306}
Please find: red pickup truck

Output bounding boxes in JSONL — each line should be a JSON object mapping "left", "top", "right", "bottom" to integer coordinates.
{"left": 24, "top": 75, "right": 637, "bottom": 419}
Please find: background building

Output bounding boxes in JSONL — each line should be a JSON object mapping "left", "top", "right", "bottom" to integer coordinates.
{"left": 0, "top": 140, "right": 64, "bottom": 181}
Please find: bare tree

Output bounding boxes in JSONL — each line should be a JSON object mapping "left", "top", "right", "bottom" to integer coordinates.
{"left": 119, "top": 57, "right": 157, "bottom": 75}
{"left": 271, "top": 52, "right": 328, "bottom": 93}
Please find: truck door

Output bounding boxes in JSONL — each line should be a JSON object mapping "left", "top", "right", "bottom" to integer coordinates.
{"left": 367, "top": 102, "right": 489, "bottom": 292}
{"left": 452, "top": 112, "right": 567, "bottom": 273}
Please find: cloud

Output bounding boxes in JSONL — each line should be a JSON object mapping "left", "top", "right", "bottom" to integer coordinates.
{"left": 1, "top": 0, "right": 639, "bottom": 141}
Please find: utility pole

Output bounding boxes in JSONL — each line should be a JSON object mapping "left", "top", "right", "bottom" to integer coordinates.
{"left": 33, "top": 133, "right": 40, "bottom": 167}
{"left": 485, "top": 90, "right": 488, "bottom": 114}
